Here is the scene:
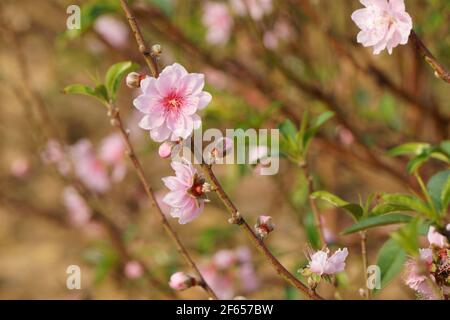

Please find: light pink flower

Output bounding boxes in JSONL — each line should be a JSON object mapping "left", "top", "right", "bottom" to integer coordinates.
{"left": 70, "top": 139, "right": 110, "bottom": 193}
{"left": 162, "top": 160, "right": 207, "bottom": 224}
{"left": 99, "top": 133, "right": 127, "bottom": 182}
{"left": 230, "top": 0, "right": 273, "bottom": 21}
{"left": 63, "top": 186, "right": 92, "bottom": 227}
{"left": 94, "top": 15, "right": 129, "bottom": 49}
{"left": 404, "top": 259, "right": 439, "bottom": 300}
{"left": 203, "top": 2, "right": 233, "bottom": 45}
{"left": 213, "top": 249, "right": 236, "bottom": 270}
{"left": 169, "top": 272, "right": 194, "bottom": 290}
{"left": 351, "top": 0, "right": 413, "bottom": 55}
{"left": 134, "top": 63, "right": 211, "bottom": 142}
{"left": 427, "top": 226, "right": 448, "bottom": 248}
{"left": 10, "top": 157, "right": 30, "bottom": 178}
{"left": 124, "top": 261, "right": 144, "bottom": 279}
{"left": 254, "top": 215, "right": 275, "bottom": 239}
{"left": 235, "top": 246, "right": 252, "bottom": 264}
{"left": 308, "top": 248, "right": 348, "bottom": 276}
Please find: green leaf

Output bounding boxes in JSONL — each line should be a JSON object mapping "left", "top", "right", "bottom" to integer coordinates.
{"left": 406, "top": 152, "right": 431, "bottom": 173}
{"left": 375, "top": 239, "right": 406, "bottom": 289}
{"left": 311, "top": 191, "right": 363, "bottom": 221}
{"left": 303, "top": 211, "right": 321, "bottom": 250}
{"left": 278, "top": 119, "right": 297, "bottom": 140}
{"left": 64, "top": 83, "right": 109, "bottom": 104}
{"left": 391, "top": 218, "right": 421, "bottom": 256}
{"left": 342, "top": 214, "right": 412, "bottom": 235}
{"left": 381, "top": 194, "right": 433, "bottom": 218}
{"left": 439, "top": 141, "right": 450, "bottom": 157}
{"left": 387, "top": 143, "right": 430, "bottom": 157}
{"left": 426, "top": 169, "right": 450, "bottom": 214}
{"left": 371, "top": 203, "right": 411, "bottom": 216}
{"left": 105, "top": 61, "right": 139, "bottom": 100}
{"left": 303, "top": 111, "right": 334, "bottom": 149}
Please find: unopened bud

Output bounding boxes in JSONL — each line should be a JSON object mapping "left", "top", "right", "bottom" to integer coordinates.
{"left": 207, "top": 137, "right": 234, "bottom": 164}
{"left": 126, "top": 72, "right": 143, "bottom": 88}
{"left": 255, "top": 215, "right": 275, "bottom": 239}
{"left": 158, "top": 141, "right": 174, "bottom": 159}
{"left": 151, "top": 44, "right": 162, "bottom": 57}
{"left": 169, "top": 272, "right": 195, "bottom": 291}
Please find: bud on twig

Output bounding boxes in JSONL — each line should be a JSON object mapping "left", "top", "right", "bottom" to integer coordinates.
{"left": 151, "top": 44, "right": 162, "bottom": 58}
{"left": 255, "top": 215, "right": 275, "bottom": 239}
{"left": 125, "top": 72, "right": 143, "bottom": 88}
{"left": 169, "top": 272, "right": 196, "bottom": 291}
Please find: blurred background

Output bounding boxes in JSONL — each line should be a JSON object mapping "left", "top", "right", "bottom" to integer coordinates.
{"left": 0, "top": 0, "right": 448, "bottom": 299}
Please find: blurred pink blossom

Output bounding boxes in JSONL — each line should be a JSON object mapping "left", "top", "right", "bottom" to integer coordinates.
{"left": 237, "top": 263, "right": 259, "bottom": 292}
{"left": 124, "top": 261, "right": 144, "bottom": 279}
{"left": 203, "top": 2, "right": 233, "bottom": 45}
{"left": 99, "top": 133, "right": 127, "bottom": 182}
{"left": 94, "top": 15, "right": 129, "bottom": 49}
{"left": 63, "top": 186, "right": 92, "bottom": 227}
{"left": 263, "top": 21, "right": 292, "bottom": 50}
{"left": 70, "top": 139, "right": 110, "bottom": 193}
{"left": 134, "top": 63, "right": 211, "bottom": 142}
{"left": 213, "top": 249, "right": 236, "bottom": 270}
{"left": 10, "top": 157, "right": 30, "bottom": 178}
{"left": 41, "top": 139, "right": 71, "bottom": 175}
{"left": 162, "top": 160, "right": 206, "bottom": 224}
{"left": 230, "top": 0, "right": 273, "bottom": 21}
{"left": 351, "top": 0, "right": 413, "bottom": 55}
{"left": 201, "top": 265, "right": 234, "bottom": 299}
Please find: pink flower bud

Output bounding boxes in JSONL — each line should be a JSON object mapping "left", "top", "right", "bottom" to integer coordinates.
{"left": 158, "top": 141, "right": 174, "bottom": 158}
{"left": 169, "top": 272, "right": 195, "bottom": 291}
{"left": 124, "top": 261, "right": 144, "bottom": 279}
{"left": 10, "top": 157, "right": 30, "bottom": 178}
{"left": 255, "top": 215, "right": 275, "bottom": 239}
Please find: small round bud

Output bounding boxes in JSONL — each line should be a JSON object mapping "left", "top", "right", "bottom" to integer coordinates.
{"left": 158, "top": 141, "right": 174, "bottom": 159}
{"left": 255, "top": 215, "right": 275, "bottom": 239}
{"left": 151, "top": 44, "right": 162, "bottom": 57}
{"left": 126, "top": 72, "right": 142, "bottom": 89}
{"left": 169, "top": 272, "right": 195, "bottom": 291}
{"left": 124, "top": 261, "right": 144, "bottom": 279}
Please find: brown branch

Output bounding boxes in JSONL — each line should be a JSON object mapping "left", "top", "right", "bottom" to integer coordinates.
{"left": 119, "top": 0, "right": 159, "bottom": 77}
{"left": 200, "top": 164, "right": 323, "bottom": 300}
{"left": 119, "top": 0, "right": 323, "bottom": 300}
{"left": 410, "top": 30, "right": 450, "bottom": 84}
{"left": 107, "top": 105, "right": 218, "bottom": 299}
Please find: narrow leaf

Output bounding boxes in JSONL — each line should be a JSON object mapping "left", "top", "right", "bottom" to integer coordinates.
{"left": 376, "top": 239, "right": 406, "bottom": 289}
{"left": 105, "top": 61, "right": 139, "bottom": 100}
{"left": 342, "top": 214, "right": 412, "bottom": 235}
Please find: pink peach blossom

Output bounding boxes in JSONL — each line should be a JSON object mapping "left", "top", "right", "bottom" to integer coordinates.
{"left": 351, "top": 0, "right": 413, "bottom": 55}
{"left": 162, "top": 160, "right": 207, "bottom": 224}
{"left": 203, "top": 2, "right": 233, "bottom": 45}
{"left": 263, "top": 21, "right": 292, "bottom": 50}
{"left": 134, "top": 63, "right": 211, "bottom": 142}
{"left": 63, "top": 186, "right": 92, "bottom": 227}
{"left": 238, "top": 263, "right": 259, "bottom": 292}
{"left": 230, "top": 0, "right": 273, "bottom": 21}
{"left": 308, "top": 248, "right": 348, "bottom": 276}
{"left": 427, "top": 226, "right": 448, "bottom": 248}
{"left": 41, "top": 139, "right": 70, "bottom": 175}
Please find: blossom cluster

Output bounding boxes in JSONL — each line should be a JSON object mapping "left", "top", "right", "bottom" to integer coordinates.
{"left": 404, "top": 226, "right": 449, "bottom": 300}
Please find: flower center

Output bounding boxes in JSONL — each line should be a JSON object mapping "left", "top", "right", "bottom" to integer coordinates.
{"left": 163, "top": 91, "right": 184, "bottom": 111}
{"left": 188, "top": 174, "right": 206, "bottom": 198}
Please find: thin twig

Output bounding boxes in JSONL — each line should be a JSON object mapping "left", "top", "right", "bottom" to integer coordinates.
{"left": 107, "top": 104, "right": 218, "bottom": 299}
{"left": 410, "top": 31, "right": 450, "bottom": 84}
{"left": 119, "top": 0, "right": 323, "bottom": 300}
